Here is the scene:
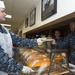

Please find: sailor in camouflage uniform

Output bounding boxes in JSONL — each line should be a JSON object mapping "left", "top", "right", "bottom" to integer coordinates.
{"left": 0, "top": 1, "right": 42, "bottom": 75}
{"left": 52, "top": 22, "right": 75, "bottom": 65}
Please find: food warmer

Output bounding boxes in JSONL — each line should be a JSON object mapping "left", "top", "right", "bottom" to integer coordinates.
{"left": 18, "top": 40, "right": 71, "bottom": 75}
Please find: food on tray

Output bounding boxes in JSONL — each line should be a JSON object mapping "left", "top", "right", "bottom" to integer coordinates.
{"left": 19, "top": 47, "right": 64, "bottom": 68}
{"left": 28, "top": 58, "right": 50, "bottom": 67}
{"left": 54, "top": 54, "right": 64, "bottom": 62}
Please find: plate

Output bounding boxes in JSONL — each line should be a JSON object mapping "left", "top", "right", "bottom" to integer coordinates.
{"left": 42, "top": 39, "right": 53, "bottom": 42}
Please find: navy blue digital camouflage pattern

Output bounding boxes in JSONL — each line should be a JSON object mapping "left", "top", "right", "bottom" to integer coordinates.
{"left": 53, "top": 37, "right": 63, "bottom": 49}
{"left": 0, "top": 25, "right": 37, "bottom": 74}
{"left": 9, "top": 31, "right": 37, "bottom": 47}
{"left": 55, "top": 32, "right": 75, "bottom": 64}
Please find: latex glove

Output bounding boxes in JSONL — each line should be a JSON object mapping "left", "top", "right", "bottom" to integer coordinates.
{"left": 22, "top": 66, "right": 34, "bottom": 74}
{"left": 37, "top": 38, "right": 43, "bottom": 46}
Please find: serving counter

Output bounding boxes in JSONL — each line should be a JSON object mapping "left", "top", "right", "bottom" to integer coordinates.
{"left": 15, "top": 47, "right": 75, "bottom": 75}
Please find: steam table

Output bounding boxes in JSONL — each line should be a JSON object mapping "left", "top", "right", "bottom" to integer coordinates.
{"left": 47, "top": 49, "right": 75, "bottom": 75}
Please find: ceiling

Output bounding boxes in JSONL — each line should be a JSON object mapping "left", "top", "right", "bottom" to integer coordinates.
{"left": 1, "top": 0, "right": 38, "bottom": 33}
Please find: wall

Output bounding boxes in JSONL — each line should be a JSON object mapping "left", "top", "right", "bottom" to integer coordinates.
{"left": 19, "top": 0, "right": 75, "bottom": 34}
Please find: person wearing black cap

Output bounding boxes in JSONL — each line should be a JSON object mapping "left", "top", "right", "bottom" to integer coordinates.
{"left": 0, "top": 1, "right": 43, "bottom": 75}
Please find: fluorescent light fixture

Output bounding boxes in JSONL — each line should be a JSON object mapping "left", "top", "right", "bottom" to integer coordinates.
{"left": 5, "top": 14, "right": 12, "bottom": 18}
{"left": 1, "top": 23, "right": 11, "bottom": 27}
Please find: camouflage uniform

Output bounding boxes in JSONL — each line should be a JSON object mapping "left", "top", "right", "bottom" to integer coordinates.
{"left": 53, "top": 37, "right": 63, "bottom": 49}
{"left": 55, "top": 32, "right": 75, "bottom": 64}
{"left": 9, "top": 31, "right": 37, "bottom": 47}
{"left": 0, "top": 25, "right": 37, "bottom": 74}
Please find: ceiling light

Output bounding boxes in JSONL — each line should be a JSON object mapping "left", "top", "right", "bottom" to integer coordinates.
{"left": 5, "top": 15, "right": 12, "bottom": 18}
{"left": 1, "top": 23, "right": 11, "bottom": 27}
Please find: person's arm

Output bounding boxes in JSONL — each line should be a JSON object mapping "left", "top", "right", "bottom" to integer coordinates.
{"left": 0, "top": 46, "right": 34, "bottom": 74}
{"left": 0, "top": 46, "right": 23, "bottom": 74}
{"left": 9, "top": 31, "right": 38, "bottom": 47}
{"left": 55, "top": 34, "right": 70, "bottom": 49}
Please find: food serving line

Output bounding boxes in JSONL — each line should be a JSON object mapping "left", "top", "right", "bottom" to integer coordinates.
{"left": 17, "top": 39, "right": 75, "bottom": 75}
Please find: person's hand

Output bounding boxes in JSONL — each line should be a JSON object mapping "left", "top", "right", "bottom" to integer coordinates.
{"left": 22, "top": 66, "right": 34, "bottom": 74}
{"left": 51, "top": 39, "right": 56, "bottom": 45}
{"left": 37, "top": 38, "right": 43, "bottom": 46}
